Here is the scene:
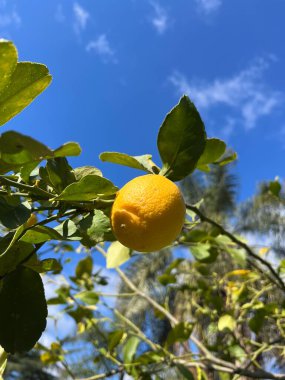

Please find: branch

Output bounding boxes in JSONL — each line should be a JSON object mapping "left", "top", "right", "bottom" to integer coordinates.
{"left": 186, "top": 204, "right": 285, "bottom": 293}
{"left": 76, "top": 367, "right": 124, "bottom": 380}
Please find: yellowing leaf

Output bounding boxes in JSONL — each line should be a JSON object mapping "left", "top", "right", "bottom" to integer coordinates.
{"left": 218, "top": 314, "right": 236, "bottom": 332}
{"left": 259, "top": 247, "right": 269, "bottom": 255}
{"left": 226, "top": 269, "right": 251, "bottom": 278}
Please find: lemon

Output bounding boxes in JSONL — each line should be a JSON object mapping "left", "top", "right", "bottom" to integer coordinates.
{"left": 111, "top": 174, "right": 186, "bottom": 252}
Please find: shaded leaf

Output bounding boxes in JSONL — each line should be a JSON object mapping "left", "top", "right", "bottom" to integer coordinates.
{"left": 24, "top": 256, "right": 62, "bottom": 273}
{"left": 77, "top": 210, "right": 115, "bottom": 248}
{"left": 75, "top": 256, "right": 93, "bottom": 278}
{"left": 0, "top": 196, "right": 31, "bottom": 229}
{"left": 20, "top": 225, "right": 63, "bottom": 244}
{"left": 108, "top": 330, "right": 125, "bottom": 352}
{"left": 176, "top": 364, "right": 195, "bottom": 380}
{"left": 0, "top": 266, "right": 47, "bottom": 353}
{"left": 166, "top": 322, "right": 192, "bottom": 346}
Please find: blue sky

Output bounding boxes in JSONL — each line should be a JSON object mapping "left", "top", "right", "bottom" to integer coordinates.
{"left": 1, "top": 0, "right": 285, "bottom": 200}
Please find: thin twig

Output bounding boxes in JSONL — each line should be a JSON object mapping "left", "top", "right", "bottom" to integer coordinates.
{"left": 186, "top": 204, "right": 285, "bottom": 293}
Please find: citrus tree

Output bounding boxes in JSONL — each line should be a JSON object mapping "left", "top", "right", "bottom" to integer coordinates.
{"left": 1, "top": 40, "right": 285, "bottom": 380}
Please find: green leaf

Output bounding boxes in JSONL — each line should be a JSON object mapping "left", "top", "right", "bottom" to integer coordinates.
{"left": 24, "top": 256, "right": 62, "bottom": 273}
{"left": 0, "top": 239, "right": 35, "bottom": 277}
{"left": 249, "top": 309, "right": 266, "bottom": 334}
{"left": 0, "top": 266, "right": 47, "bottom": 353}
{"left": 0, "top": 132, "right": 82, "bottom": 175}
{"left": 54, "top": 219, "right": 81, "bottom": 241}
{"left": 106, "top": 241, "right": 131, "bottom": 268}
{"left": 122, "top": 336, "right": 140, "bottom": 363}
{"left": 158, "top": 95, "right": 206, "bottom": 181}
{"left": 100, "top": 152, "right": 158, "bottom": 173}
{"left": 157, "top": 273, "right": 176, "bottom": 286}
{"left": 176, "top": 364, "right": 195, "bottom": 380}
{"left": 196, "top": 138, "right": 226, "bottom": 172}
{"left": 20, "top": 225, "right": 63, "bottom": 244}
{"left": 75, "top": 291, "right": 99, "bottom": 305}
{"left": 74, "top": 166, "right": 102, "bottom": 180}
{"left": 108, "top": 330, "right": 125, "bottom": 352}
{"left": 75, "top": 256, "right": 93, "bottom": 278}
{"left": 218, "top": 314, "right": 236, "bottom": 332}
{"left": 166, "top": 322, "right": 193, "bottom": 346}
{"left": 216, "top": 151, "right": 237, "bottom": 166}
{"left": 45, "top": 158, "right": 76, "bottom": 193}
{"left": 0, "top": 62, "right": 52, "bottom": 126}
{"left": 54, "top": 175, "right": 118, "bottom": 201}
{"left": 78, "top": 211, "right": 115, "bottom": 248}
{"left": 53, "top": 142, "right": 81, "bottom": 158}
{"left": 136, "top": 351, "right": 164, "bottom": 365}
{"left": 0, "top": 131, "right": 52, "bottom": 166}
{"left": 269, "top": 180, "right": 281, "bottom": 197}
{"left": 0, "top": 40, "right": 18, "bottom": 94}
{"left": 0, "top": 196, "right": 31, "bottom": 229}
{"left": 190, "top": 243, "right": 211, "bottom": 261}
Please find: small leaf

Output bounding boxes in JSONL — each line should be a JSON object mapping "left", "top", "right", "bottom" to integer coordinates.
{"left": 74, "top": 166, "right": 102, "bottom": 180}
{"left": 106, "top": 241, "right": 131, "bottom": 268}
{"left": 269, "top": 180, "right": 281, "bottom": 197}
{"left": 100, "top": 152, "right": 158, "bottom": 173}
{"left": 54, "top": 219, "right": 81, "bottom": 241}
{"left": 158, "top": 95, "right": 206, "bottom": 181}
{"left": 122, "top": 336, "right": 140, "bottom": 363}
{"left": 0, "top": 196, "right": 31, "bottom": 229}
{"left": 54, "top": 175, "right": 118, "bottom": 201}
{"left": 0, "top": 266, "right": 47, "bottom": 353}
{"left": 249, "top": 309, "right": 266, "bottom": 334}
{"left": 20, "top": 225, "right": 63, "bottom": 244}
{"left": 176, "top": 364, "right": 195, "bottom": 380}
{"left": 24, "top": 256, "right": 62, "bottom": 273}
{"left": 216, "top": 151, "right": 237, "bottom": 166}
{"left": 0, "top": 62, "right": 52, "bottom": 127}
{"left": 0, "top": 239, "right": 34, "bottom": 277}
{"left": 77, "top": 210, "right": 115, "bottom": 248}
{"left": 157, "top": 273, "right": 176, "bottom": 285}
{"left": 190, "top": 243, "right": 211, "bottom": 261}
{"left": 75, "top": 256, "right": 93, "bottom": 278}
{"left": 197, "top": 138, "right": 226, "bottom": 172}
{"left": 166, "top": 322, "right": 193, "bottom": 346}
{"left": 53, "top": 142, "right": 82, "bottom": 158}
{"left": 45, "top": 158, "right": 76, "bottom": 193}
{"left": 218, "top": 314, "right": 236, "bottom": 332}
{"left": 75, "top": 291, "right": 99, "bottom": 305}
{"left": 108, "top": 330, "right": 125, "bottom": 352}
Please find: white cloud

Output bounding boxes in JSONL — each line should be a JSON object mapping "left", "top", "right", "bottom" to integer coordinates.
{"left": 86, "top": 34, "right": 117, "bottom": 63}
{"left": 55, "top": 4, "right": 65, "bottom": 23}
{"left": 0, "top": 0, "right": 21, "bottom": 29}
{"left": 169, "top": 57, "right": 283, "bottom": 130}
{"left": 73, "top": 2, "right": 89, "bottom": 34}
{"left": 149, "top": 1, "right": 169, "bottom": 35}
{"left": 195, "top": 0, "right": 222, "bottom": 14}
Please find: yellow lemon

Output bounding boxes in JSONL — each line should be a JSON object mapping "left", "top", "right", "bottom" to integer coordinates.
{"left": 111, "top": 174, "right": 186, "bottom": 252}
